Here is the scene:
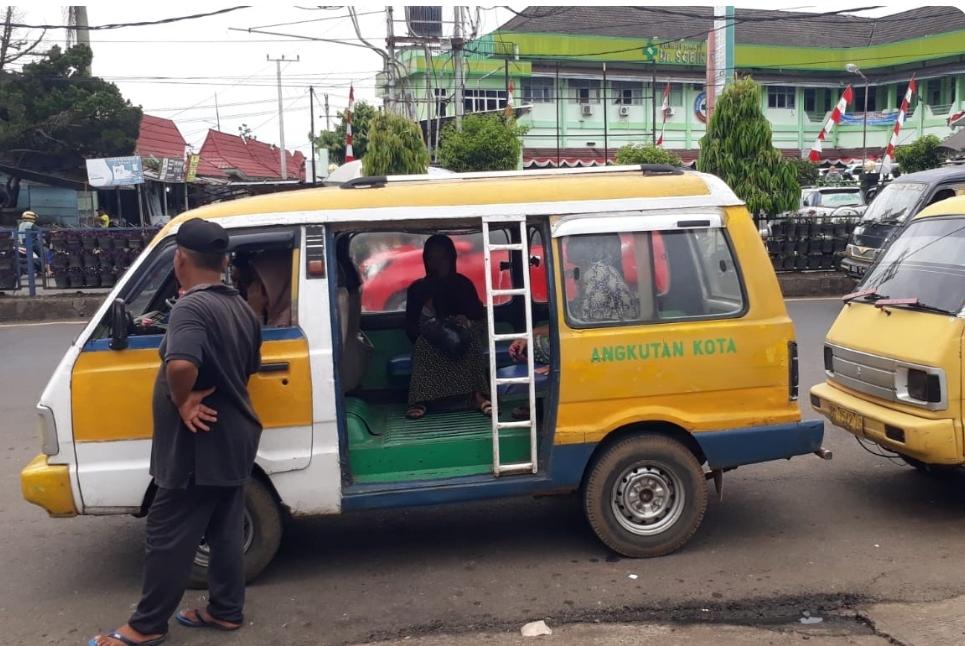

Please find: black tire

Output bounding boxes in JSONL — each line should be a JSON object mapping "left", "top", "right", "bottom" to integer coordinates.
{"left": 187, "top": 478, "right": 283, "bottom": 589}
{"left": 583, "top": 434, "right": 707, "bottom": 558}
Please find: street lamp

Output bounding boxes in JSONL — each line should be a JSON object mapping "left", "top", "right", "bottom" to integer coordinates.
{"left": 846, "top": 63, "right": 868, "bottom": 171}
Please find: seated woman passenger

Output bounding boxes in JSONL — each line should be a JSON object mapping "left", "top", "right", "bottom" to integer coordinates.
{"left": 404, "top": 234, "right": 492, "bottom": 420}
{"left": 233, "top": 251, "right": 292, "bottom": 327}
{"left": 507, "top": 234, "right": 638, "bottom": 418}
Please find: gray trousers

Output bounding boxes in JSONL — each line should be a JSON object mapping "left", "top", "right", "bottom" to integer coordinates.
{"left": 128, "top": 484, "right": 246, "bottom": 635}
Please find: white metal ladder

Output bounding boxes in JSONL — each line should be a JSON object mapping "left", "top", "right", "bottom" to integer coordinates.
{"left": 482, "top": 216, "right": 538, "bottom": 476}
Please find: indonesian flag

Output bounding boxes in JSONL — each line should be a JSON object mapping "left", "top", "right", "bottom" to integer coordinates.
{"left": 656, "top": 82, "right": 671, "bottom": 147}
{"left": 809, "top": 85, "right": 853, "bottom": 163}
{"left": 881, "top": 77, "right": 916, "bottom": 176}
{"left": 344, "top": 85, "right": 355, "bottom": 163}
{"left": 504, "top": 80, "right": 515, "bottom": 119}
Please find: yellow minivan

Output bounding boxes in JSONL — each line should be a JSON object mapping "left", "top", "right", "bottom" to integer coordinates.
{"left": 22, "top": 165, "right": 826, "bottom": 585}
{"left": 812, "top": 195, "right": 965, "bottom": 470}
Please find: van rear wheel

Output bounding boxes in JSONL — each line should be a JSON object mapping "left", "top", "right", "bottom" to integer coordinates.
{"left": 187, "top": 478, "right": 283, "bottom": 589}
{"left": 583, "top": 434, "right": 707, "bottom": 558}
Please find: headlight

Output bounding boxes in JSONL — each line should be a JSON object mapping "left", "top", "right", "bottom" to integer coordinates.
{"left": 37, "top": 405, "right": 58, "bottom": 456}
{"left": 895, "top": 365, "right": 946, "bottom": 410}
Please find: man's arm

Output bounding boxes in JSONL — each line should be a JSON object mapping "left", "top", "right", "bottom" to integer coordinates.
{"left": 167, "top": 359, "right": 217, "bottom": 433}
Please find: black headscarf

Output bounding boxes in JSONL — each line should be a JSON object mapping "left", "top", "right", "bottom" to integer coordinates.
{"left": 405, "top": 234, "right": 484, "bottom": 342}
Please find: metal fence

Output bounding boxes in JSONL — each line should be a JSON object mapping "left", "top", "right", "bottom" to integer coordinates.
{"left": 0, "top": 227, "right": 159, "bottom": 295}
{"left": 758, "top": 216, "right": 861, "bottom": 273}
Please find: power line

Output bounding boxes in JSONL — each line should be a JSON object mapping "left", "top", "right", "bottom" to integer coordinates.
{"left": 8, "top": 6, "right": 251, "bottom": 31}
{"left": 247, "top": 8, "right": 382, "bottom": 30}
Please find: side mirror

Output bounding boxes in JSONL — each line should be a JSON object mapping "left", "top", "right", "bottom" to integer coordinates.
{"left": 109, "top": 298, "right": 129, "bottom": 351}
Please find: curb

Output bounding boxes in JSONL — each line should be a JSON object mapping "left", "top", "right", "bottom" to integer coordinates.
{"left": 778, "top": 272, "right": 856, "bottom": 299}
{"left": 0, "top": 294, "right": 106, "bottom": 323}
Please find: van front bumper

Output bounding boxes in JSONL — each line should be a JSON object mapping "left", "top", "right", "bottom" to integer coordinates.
{"left": 840, "top": 255, "right": 871, "bottom": 279}
{"left": 693, "top": 419, "right": 825, "bottom": 470}
{"left": 811, "top": 382, "right": 961, "bottom": 465}
{"left": 21, "top": 454, "right": 77, "bottom": 517}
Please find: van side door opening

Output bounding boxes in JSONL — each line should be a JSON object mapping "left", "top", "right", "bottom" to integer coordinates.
{"left": 330, "top": 218, "right": 557, "bottom": 487}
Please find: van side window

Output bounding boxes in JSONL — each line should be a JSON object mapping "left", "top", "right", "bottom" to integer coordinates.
{"left": 561, "top": 228, "right": 744, "bottom": 328}
{"left": 350, "top": 229, "right": 511, "bottom": 313}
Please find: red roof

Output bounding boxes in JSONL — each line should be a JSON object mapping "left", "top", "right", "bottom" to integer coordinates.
{"left": 196, "top": 130, "right": 304, "bottom": 181}
{"left": 136, "top": 114, "right": 187, "bottom": 160}
{"left": 244, "top": 138, "right": 306, "bottom": 181}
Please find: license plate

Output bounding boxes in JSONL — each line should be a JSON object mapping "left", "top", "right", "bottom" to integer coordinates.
{"left": 829, "top": 404, "right": 863, "bottom": 434}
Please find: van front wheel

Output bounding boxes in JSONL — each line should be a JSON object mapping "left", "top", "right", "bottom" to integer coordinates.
{"left": 583, "top": 434, "right": 707, "bottom": 558}
{"left": 187, "top": 478, "right": 283, "bottom": 589}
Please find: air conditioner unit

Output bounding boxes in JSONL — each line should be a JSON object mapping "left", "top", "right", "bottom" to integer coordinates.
{"left": 618, "top": 105, "right": 631, "bottom": 117}
{"left": 581, "top": 104, "right": 594, "bottom": 117}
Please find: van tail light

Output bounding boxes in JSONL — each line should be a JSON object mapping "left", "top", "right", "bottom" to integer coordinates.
{"left": 789, "top": 341, "right": 799, "bottom": 401}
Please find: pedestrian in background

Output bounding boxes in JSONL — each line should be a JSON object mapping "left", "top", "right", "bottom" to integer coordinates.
{"left": 90, "top": 218, "right": 263, "bottom": 646}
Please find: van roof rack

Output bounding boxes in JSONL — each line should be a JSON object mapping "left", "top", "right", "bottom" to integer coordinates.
{"left": 338, "top": 164, "right": 687, "bottom": 189}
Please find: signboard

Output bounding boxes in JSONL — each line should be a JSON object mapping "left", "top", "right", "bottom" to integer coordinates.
{"left": 642, "top": 43, "right": 659, "bottom": 61}
{"left": 85, "top": 156, "right": 144, "bottom": 187}
{"left": 185, "top": 154, "right": 201, "bottom": 183}
{"left": 657, "top": 40, "right": 706, "bottom": 66}
{"left": 142, "top": 156, "right": 187, "bottom": 183}
{"left": 694, "top": 92, "right": 708, "bottom": 123}
{"left": 840, "top": 112, "right": 899, "bottom": 127}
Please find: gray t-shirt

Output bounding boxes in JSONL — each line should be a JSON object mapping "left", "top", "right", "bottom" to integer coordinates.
{"left": 151, "top": 283, "right": 263, "bottom": 489}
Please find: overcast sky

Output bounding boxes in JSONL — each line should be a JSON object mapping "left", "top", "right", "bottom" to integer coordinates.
{"left": 16, "top": 3, "right": 909, "bottom": 161}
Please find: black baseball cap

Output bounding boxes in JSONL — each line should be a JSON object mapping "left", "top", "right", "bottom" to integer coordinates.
{"left": 176, "top": 218, "right": 229, "bottom": 254}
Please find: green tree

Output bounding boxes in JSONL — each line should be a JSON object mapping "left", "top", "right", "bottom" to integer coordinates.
{"left": 789, "top": 157, "right": 819, "bottom": 187}
{"left": 615, "top": 144, "right": 683, "bottom": 167}
{"left": 0, "top": 45, "right": 141, "bottom": 159}
{"left": 697, "top": 77, "right": 799, "bottom": 215}
{"left": 438, "top": 113, "right": 525, "bottom": 172}
{"left": 362, "top": 111, "right": 429, "bottom": 176}
{"left": 311, "top": 100, "right": 377, "bottom": 166}
{"left": 894, "top": 134, "right": 947, "bottom": 174}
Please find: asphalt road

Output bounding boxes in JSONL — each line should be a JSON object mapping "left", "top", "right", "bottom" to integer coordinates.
{"left": 3, "top": 301, "right": 965, "bottom": 646}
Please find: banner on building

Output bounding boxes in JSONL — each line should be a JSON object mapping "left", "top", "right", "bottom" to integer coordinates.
{"left": 85, "top": 156, "right": 144, "bottom": 187}
{"left": 185, "top": 154, "right": 201, "bottom": 183}
{"left": 839, "top": 112, "right": 899, "bottom": 127}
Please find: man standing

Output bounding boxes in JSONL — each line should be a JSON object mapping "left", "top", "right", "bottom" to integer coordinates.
{"left": 92, "top": 218, "right": 262, "bottom": 646}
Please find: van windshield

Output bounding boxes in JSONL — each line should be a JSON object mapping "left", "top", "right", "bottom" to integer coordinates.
{"left": 861, "top": 216, "right": 965, "bottom": 315}
{"left": 818, "top": 191, "right": 863, "bottom": 207}
{"left": 860, "top": 182, "right": 926, "bottom": 224}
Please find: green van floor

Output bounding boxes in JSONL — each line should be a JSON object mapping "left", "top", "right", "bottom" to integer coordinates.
{"left": 345, "top": 398, "right": 534, "bottom": 484}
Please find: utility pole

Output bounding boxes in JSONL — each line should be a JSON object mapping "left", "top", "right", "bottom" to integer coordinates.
{"left": 214, "top": 93, "right": 221, "bottom": 131}
{"left": 453, "top": 6, "right": 465, "bottom": 131}
{"left": 385, "top": 6, "right": 397, "bottom": 114}
{"left": 309, "top": 86, "right": 317, "bottom": 185}
{"left": 267, "top": 54, "right": 300, "bottom": 180}
{"left": 68, "top": 7, "right": 91, "bottom": 73}
{"left": 324, "top": 93, "right": 330, "bottom": 130}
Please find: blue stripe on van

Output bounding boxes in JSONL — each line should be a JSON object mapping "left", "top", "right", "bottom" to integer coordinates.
{"left": 83, "top": 326, "right": 303, "bottom": 352}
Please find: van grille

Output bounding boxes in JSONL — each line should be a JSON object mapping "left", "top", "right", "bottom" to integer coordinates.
{"left": 826, "top": 344, "right": 897, "bottom": 402}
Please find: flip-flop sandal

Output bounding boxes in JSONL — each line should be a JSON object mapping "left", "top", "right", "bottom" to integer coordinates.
{"left": 405, "top": 403, "right": 427, "bottom": 420}
{"left": 175, "top": 609, "right": 242, "bottom": 632}
{"left": 478, "top": 400, "right": 493, "bottom": 417}
{"left": 88, "top": 631, "right": 167, "bottom": 646}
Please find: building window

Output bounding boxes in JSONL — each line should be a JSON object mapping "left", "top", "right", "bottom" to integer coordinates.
{"left": 668, "top": 83, "right": 683, "bottom": 107}
{"left": 611, "top": 80, "right": 642, "bottom": 105}
{"left": 560, "top": 229, "right": 744, "bottom": 329}
{"left": 804, "top": 88, "right": 816, "bottom": 113}
{"left": 925, "top": 78, "right": 944, "bottom": 106}
{"left": 522, "top": 77, "right": 554, "bottom": 104}
{"left": 767, "top": 86, "right": 796, "bottom": 109}
{"left": 433, "top": 88, "right": 448, "bottom": 117}
{"left": 852, "top": 86, "right": 877, "bottom": 112}
{"left": 570, "top": 79, "right": 601, "bottom": 104}
{"left": 463, "top": 89, "right": 507, "bottom": 113}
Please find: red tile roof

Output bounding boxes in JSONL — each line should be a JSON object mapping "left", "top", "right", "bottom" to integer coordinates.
{"left": 136, "top": 114, "right": 188, "bottom": 160}
{"left": 196, "top": 130, "right": 304, "bottom": 181}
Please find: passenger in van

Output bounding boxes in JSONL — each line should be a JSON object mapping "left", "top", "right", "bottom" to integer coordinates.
{"left": 404, "top": 234, "right": 491, "bottom": 419}
{"left": 232, "top": 252, "right": 292, "bottom": 327}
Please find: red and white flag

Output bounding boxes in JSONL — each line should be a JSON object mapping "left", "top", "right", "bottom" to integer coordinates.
{"left": 504, "top": 80, "right": 515, "bottom": 118}
{"left": 344, "top": 85, "right": 355, "bottom": 163}
{"left": 656, "top": 83, "right": 671, "bottom": 147}
{"left": 809, "top": 85, "right": 853, "bottom": 163}
{"left": 882, "top": 77, "right": 917, "bottom": 176}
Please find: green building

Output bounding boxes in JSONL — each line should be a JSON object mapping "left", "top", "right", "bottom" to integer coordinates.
{"left": 390, "top": 6, "right": 965, "bottom": 167}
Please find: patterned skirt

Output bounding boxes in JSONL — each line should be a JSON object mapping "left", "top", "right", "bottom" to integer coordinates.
{"left": 408, "top": 322, "right": 489, "bottom": 405}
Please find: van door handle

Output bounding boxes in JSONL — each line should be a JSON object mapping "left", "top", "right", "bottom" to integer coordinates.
{"left": 258, "top": 362, "right": 289, "bottom": 373}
